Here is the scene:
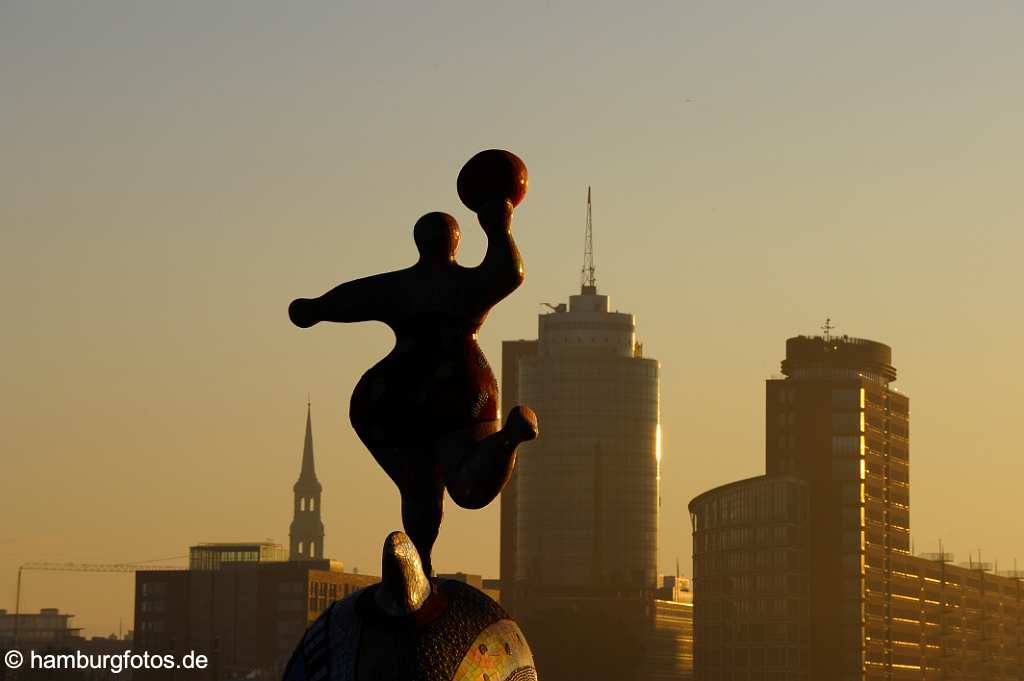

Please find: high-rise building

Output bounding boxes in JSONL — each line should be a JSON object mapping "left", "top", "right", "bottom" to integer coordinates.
{"left": 508, "top": 282, "right": 659, "bottom": 593}
{"left": 689, "top": 331, "right": 1024, "bottom": 681}
{"left": 502, "top": 190, "right": 659, "bottom": 598}
{"left": 769, "top": 334, "right": 905, "bottom": 679}
{"left": 290, "top": 403, "right": 324, "bottom": 560}
{"left": 499, "top": 339, "right": 538, "bottom": 596}
{"left": 500, "top": 190, "right": 690, "bottom": 679}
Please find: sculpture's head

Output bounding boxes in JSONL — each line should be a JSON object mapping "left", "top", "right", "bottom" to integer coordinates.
{"left": 414, "top": 212, "right": 460, "bottom": 264}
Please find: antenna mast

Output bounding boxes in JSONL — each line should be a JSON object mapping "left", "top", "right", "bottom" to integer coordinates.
{"left": 821, "top": 317, "right": 834, "bottom": 342}
{"left": 581, "top": 186, "right": 596, "bottom": 292}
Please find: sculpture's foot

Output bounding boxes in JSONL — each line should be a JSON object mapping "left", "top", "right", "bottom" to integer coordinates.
{"left": 435, "top": 407, "right": 538, "bottom": 511}
{"left": 505, "top": 405, "right": 539, "bottom": 444}
{"left": 375, "top": 531, "right": 431, "bottom": 617}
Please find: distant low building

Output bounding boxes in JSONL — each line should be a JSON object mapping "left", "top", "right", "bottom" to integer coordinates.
{"left": 188, "top": 542, "right": 288, "bottom": 571}
{"left": 436, "top": 572, "right": 501, "bottom": 602}
{"left": 513, "top": 576, "right": 693, "bottom": 681}
{"left": 131, "top": 405, "right": 377, "bottom": 680}
{"left": 134, "top": 559, "right": 377, "bottom": 680}
{"left": 651, "top": 585, "right": 696, "bottom": 681}
{"left": 0, "top": 607, "right": 81, "bottom": 644}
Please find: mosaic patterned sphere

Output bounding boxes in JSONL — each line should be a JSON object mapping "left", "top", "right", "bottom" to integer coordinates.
{"left": 284, "top": 579, "right": 537, "bottom": 681}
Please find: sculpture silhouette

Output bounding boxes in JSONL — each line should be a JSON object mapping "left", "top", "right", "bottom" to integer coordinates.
{"left": 287, "top": 152, "right": 537, "bottom": 576}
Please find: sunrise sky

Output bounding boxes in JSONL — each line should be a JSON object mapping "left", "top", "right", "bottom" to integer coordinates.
{"left": 2, "top": 1, "right": 1022, "bottom": 637}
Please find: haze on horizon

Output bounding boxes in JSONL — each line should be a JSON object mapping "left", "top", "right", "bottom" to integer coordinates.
{"left": 2, "top": 1, "right": 1022, "bottom": 637}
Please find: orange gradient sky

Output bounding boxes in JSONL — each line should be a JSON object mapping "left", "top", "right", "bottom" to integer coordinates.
{"left": 2, "top": 2, "right": 1022, "bottom": 637}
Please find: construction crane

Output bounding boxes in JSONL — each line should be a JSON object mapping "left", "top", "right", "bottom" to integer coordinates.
{"left": 13, "top": 558, "right": 186, "bottom": 642}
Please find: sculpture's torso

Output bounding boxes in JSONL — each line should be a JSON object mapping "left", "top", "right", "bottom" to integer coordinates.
{"left": 349, "top": 267, "right": 499, "bottom": 448}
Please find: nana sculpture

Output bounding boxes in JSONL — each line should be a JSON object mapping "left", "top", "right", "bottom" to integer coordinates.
{"left": 283, "top": 150, "right": 539, "bottom": 681}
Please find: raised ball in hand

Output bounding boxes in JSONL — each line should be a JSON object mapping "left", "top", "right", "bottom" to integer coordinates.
{"left": 457, "top": 149, "right": 528, "bottom": 213}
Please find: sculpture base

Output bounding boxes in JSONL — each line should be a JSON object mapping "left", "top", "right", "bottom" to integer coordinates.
{"left": 284, "top": 531, "right": 536, "bottom": 681}
{"left": 285, "top": 580, "right": 536, "bottom": 681}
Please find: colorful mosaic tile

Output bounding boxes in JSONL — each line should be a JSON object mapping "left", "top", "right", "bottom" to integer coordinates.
{"left": 451, "top": 619, "right": 535, "bottom": 681}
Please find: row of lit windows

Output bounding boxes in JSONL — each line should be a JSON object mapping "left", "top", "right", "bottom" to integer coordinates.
{"left": 696, "top": 643, "right": 806, "bottom": 669}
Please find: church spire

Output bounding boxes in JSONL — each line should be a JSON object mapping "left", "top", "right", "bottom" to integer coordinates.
{"left": 297, "top": 400, "right": 319, "bottom": 486}
{"left": 290, "top": 400, "right": 324, "bottom": 560}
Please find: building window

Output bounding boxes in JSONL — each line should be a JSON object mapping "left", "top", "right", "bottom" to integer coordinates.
{"left": 832, "top": 412, "right": 860, "bottom": 432}
{"left": 832, "top": 389, "right": 859, "bottom": 408}
{"left": 142, "top": 582, "right": 167, "bottom": 597}
{"left": 832, "top": 436, "right": 860, "bottom": 456}
{"left": 300, "top": 498, "right": 306, "bottom": 512}
{"left": 832, "top": 458, "right": 861, "bottom": 480}
{"left": 309, "top": 498, "right": 316, "bottom": 512}
{"left": 841, "top": 482, "right": 864, "bottom": 505}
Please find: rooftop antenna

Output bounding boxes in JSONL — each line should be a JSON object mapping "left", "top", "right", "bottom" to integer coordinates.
{"left": 821, "top": 317, "right": 834, "bottom": 342}
{"left": 581, "top": 186, "right": 596, "bottom": 293}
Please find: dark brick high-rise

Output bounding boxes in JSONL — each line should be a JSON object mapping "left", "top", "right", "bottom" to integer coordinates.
{"left": 690, "top": 332, "right": 1024, "bottom": 681}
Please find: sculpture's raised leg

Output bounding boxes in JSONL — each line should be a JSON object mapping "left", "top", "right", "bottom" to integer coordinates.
{"left": 371, "top": 406, "right": 537, "bottom": 575}
{"left": 437, "top": 406, "right": 538, "bottom": 510}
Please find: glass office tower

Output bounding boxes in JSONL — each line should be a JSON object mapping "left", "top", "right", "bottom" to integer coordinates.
{"left": 502, "top": 283, "right": 660, "bottom": 595}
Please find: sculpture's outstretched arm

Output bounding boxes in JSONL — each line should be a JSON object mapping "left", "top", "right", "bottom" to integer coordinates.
{"left": 288, "top": 272, "right": 396, "bottom": 328}
{"left": 470, "top": 199, "right": 525, "bottom": 307}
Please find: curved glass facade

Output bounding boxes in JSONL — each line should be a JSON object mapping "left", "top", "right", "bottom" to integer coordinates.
{"left": 507, "top": 288, "right": 660, "bottom": 592}
{"left": 689, "top": 476, "right": 810, "bottom": 681}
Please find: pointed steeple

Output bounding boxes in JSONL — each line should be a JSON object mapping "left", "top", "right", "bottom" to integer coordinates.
{"left": 296, "top": 400, "right": 320, "bottom": 490}
{"left": 290, "top": 400, "right": 324, "bottom": 560}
